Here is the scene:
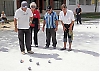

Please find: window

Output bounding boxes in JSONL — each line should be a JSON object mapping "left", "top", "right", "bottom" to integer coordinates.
{"left": 69, "top": 0, "right": 76, "bottom": 5}
{"left": 79, "top": 0, "right": 92, "bottom": 5}
{"left": 86, "top": 0, "right": 91, "bottom": 5}
{"left": 54, "top": 0, "right": 63, "bottom": 9}
{"left": 79, "top": 0, "right": 85, "bottom": 5}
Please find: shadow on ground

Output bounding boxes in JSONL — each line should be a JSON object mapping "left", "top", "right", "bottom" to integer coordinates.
{"left": 72, "top": 49, "right": 100, "bottom": 57}
{"left": 27, "top": 52, "right": 62, "bottom": 60}
{"left": 0, "top": 48, "right": 9, "bottom": 52}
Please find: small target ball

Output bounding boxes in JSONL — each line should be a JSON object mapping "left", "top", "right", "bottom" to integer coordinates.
{"left": 28, "top": 67, "right": 32, "bottom": 70}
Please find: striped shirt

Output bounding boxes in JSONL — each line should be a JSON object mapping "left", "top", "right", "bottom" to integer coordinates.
{"left": 44, "top": 11, "right": 58, "bottom": 28}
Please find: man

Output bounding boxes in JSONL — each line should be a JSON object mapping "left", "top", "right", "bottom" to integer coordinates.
{"left": 14, "top": 1, "right": 34, "bottom": 55}
{"left": 42, "top": 5, "right": 58, "bottom": 49}
{"left": 75, "top": 4, "right": 82, "bottom": 24}
{"left": 59, "top": 4, "right": 75, "bottom": 51}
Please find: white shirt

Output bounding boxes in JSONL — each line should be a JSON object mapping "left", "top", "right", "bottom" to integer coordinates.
{"left": 14, "top": 8, "right": 33, "bottom": 29}
{"left": 1, "top": 14, "right": 6, "bottom": 18}
{"left": 59, "top": 9, "right": 75, "bottom": 24}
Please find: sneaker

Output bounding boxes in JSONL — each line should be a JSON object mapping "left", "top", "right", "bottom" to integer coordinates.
{"left": 35, "top": 45, "right": 38, "bottom": 47}
{"left": 44, "top": 46, "right": 49, "bottom": 49}
{"left": 21, "top": 51, "right": 25, "bottom": 55}
{"left": 53, "top": 46, "right": 56, "bottom": 49}
{"left": 28, "top": 51, "right": 34, "bottom": 54}
{"left": 60, "top": 48, "right": 66, "bottom": 50}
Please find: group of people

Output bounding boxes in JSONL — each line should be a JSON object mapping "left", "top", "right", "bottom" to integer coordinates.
{"left": 14, "top": 1, "right": 82, "bottom": 55}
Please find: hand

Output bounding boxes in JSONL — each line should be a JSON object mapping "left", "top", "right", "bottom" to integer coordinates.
{"left": 29, "top": 21, "right": 32, "bottom": 26}
{"left": 79, "top": 13, "right": 80, "bottom": 15}
{"left": 15, "top": 28, "right": 18, "bottom": 32}
{"left": 55, "top": 27, "right": 58, "bottom": 31}
{"left": 63, "top": 26, "right": 66, "bottom": 31}
{"left": 68, "top": 26, "right": 72, "bottom": 31}
{"left": 42, "top": 27, "right": 44, "bottom": 32}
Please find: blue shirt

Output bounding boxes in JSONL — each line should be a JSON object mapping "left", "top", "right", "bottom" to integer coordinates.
{"left": 44, "top": 11, "right": 58, "bottom": 28}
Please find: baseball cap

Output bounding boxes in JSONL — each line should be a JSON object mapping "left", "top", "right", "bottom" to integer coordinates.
{"left": 21, "top": 1, "right": 28, "bottom": 8}
{"left": 46, "top": 5, "right": 52, "bottom": 11}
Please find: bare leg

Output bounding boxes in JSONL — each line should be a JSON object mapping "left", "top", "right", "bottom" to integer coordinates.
{"left": 64, "top": 42, "right": 67, "bottom": 48}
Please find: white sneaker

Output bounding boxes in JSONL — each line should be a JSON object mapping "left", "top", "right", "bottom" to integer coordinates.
{"left": 21, "top": 51, "right": 25, "bottom": 55}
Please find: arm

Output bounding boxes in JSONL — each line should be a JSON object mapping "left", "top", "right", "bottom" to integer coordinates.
{"left": 29, "top": 17, "right": 33, "bottom": 25}
{"left": 79, "top": 8, "right": 82, "bottom": 15}
{"left": 59, "top": 12, "right": 66, "bottom": 31}
{"left": 42, "top": 20, "right": 46, "bottom": 32}
{"left": 14, "top": 18, "right": 18, "bottom": 32}
{"left": 29, "top": 9, "right": 33, "bottom": 25}
{"left": 14, "top": 10, "right": 19, "bottom": 32}
{"left": 37, "top": 10, "right": 40, "bottom": 29}
{"left": 69, "top": 11, "right": 75, "bottom": 30}
{"left": 74, "top": 8, "right": 77, "bottom": 15}
{"left": 54, "top": 12, "right": 58, "bottom": 31}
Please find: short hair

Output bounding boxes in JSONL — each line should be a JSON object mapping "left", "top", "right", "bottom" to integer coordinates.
{"left": 2, "top": 11, "right": 4, "bottom": 13}
{"left": 61, "top": 4, "right": 67, "bottom": 9}
{"left": 30, "top": 2, "right": 36, "bottom": 8}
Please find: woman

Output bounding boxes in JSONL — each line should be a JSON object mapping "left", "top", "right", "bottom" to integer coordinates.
{"left": 30, "top": 2, "right": 40, "bottom": 47}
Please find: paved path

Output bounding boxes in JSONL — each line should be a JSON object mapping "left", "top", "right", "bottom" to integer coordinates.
{"left": 0, "top": 19, "right": 99, "bottom": 71}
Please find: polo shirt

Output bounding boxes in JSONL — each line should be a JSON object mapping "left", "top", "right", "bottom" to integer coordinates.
{"left": 14, "top": 8, "right": 33, "bottom": 29}
{"left": 32, "top": 9, "right": 40, "bottom": 19}
{"left": 44, "top": 11, "right": 58, "bottom": 28}
{"left": 59, "top": 9, "right": 75, "bottom": 24}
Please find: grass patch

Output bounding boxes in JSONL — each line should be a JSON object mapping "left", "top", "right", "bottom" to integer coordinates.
{"left": 81, "top": 12, "right": 100, "bottom": 18}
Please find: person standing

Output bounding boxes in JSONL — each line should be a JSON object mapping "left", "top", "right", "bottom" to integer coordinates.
{"left": 30, "top": 2, "right": 40, "bottom": 47}
{"left": 14, "top": 1, "right": 34, "bottom": 55}
{"left": 42, "top": 5, "right": 58, "bottom": 49}
{"left": 75, "top": 4, "right": 82, "bottom": 24}
{"left": 59, "top": 4, "right": 75, "bottom": 51}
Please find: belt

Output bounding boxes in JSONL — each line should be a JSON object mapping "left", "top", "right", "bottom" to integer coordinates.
{"left": 64, "top": 24, "right": 70, "bottom": 25}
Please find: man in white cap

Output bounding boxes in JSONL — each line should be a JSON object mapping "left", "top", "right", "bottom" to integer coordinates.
{"left": 14, "top": 1, "right": 34, "bottom": 55}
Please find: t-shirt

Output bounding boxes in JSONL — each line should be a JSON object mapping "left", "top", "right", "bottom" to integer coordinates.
{"left": 30, "top": 9, "right": 40, "bottom": 27}
{"left": 44, "top": 11, "right": 58, "bottom": 28}
{"left": 32, "top": 9, "right": 40, "bottom": 19}
{"left": 59, "top": 9, "right": 75, "bottom": 24}
{"left": 14, "top": 8, "right": 33, "bottom": 29}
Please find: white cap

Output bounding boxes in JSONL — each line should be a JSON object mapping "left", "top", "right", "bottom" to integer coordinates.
{"left": 21, "top": 1, "right": 28, "bottom": 8}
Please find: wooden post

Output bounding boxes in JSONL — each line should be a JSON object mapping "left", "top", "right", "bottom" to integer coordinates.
{"left": 42, "top": 0, "right": 44, "bottom": 10}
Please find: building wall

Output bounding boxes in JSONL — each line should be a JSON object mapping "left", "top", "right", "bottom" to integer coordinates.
{"left": 0, "top": 0, "right": 14, "bottom": 16}
{"left": 67, "top": 5, "right": 95, "bottom": 12}
{"left": 66, "top": 0, "right": 100, "bottom": 13}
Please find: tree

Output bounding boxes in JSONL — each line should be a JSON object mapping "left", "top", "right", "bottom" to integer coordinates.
{"left": 95, "top": 0, "right": 98, "bottom": 12}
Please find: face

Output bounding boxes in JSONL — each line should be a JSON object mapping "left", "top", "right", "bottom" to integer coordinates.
{"left": 47, "top": 8, "right": 52, "bottom": 14}
{"left": 31, "top": 5, "right": 36, "bottom": 11}
{"left": 62, "top": 7, "right": 67, "bottom": 13}
{"left": 22, "top": 7, "right": 27, "bottom": 11}
{"left": 77, "top": 5, "right": 80, "bottom": 8}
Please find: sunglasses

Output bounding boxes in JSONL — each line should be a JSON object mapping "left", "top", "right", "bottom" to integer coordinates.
{"left": 31, "top": 5, "right": 36, "bottom": 8}
{"left": 47, "top": 9, "right": 51, "bottom": 11}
